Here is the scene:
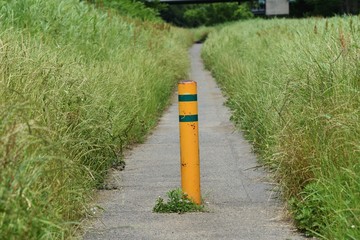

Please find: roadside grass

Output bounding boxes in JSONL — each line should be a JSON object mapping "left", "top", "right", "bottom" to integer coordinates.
{"left": 191, "top": 26, "right": 213, "bottom": 43}
{"left": 0, "top": 0, "right": 192, "bottom": 239}
{"left": 202, "top": 16, "right": 360, "bottom": 238}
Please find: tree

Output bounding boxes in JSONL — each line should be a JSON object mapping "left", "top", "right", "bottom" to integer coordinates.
{"left": 160, "top": 3, "right": 254, "bottom": 27}
{"left": 291, "top": 0, "right": 359, "bottom": 17}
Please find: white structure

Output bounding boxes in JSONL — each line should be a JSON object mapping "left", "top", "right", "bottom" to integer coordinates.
{"left": 266, "top": 0, "right": 289, "bottom": 15}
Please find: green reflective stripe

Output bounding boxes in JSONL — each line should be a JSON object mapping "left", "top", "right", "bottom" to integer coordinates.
{"left": 178, "top": 94, "right": 197, "bottom": 102}
{"left": 179, "top": 115, "right": 198, "bottom": 122}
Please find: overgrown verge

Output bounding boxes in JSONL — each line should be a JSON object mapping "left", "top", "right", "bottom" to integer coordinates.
{"left": 202, "top": 17, "right": 359, "bottom": 238}
{"left": 0, "top": 0, "right": 192, "bottom": 239}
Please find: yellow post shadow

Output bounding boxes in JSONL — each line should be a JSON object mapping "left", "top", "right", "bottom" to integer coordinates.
{"left": 178, "top": 80, "right": 201, "bottom": 205}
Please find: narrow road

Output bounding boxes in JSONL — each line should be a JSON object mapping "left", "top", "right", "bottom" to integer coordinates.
{"left": 83, "top": 44, "right": 305, "bottom": 240}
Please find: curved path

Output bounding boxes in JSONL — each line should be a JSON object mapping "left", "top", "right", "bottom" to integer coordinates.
{"left": 83, "top": 44, "right": 305, "bottom": 240}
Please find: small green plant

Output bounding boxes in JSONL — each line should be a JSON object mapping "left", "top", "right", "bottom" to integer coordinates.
{"left": 289, "top": 183, "right": 326, "bottom": 237}
{"left": 153, "top": 189, "right": 204, "bottom": 214}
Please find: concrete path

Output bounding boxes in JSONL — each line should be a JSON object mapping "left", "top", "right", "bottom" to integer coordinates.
{"left": 83, "top": 44, "right": 305, "bottom": 240}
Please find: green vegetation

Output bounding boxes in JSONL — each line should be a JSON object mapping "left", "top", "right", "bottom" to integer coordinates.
{"left": 153, "top": 189, "right": 204, "bottom": 213}
{"left": 202, "top": 17, "right": 360, "bottom": 238}
{"left": 158, "top": 0, "right": 358, "bottom": 26}
{"left": 190, "top": 26, "right": 213, "bottom": 43}
{"left": 101, "top": 0, "right": 162, "bottom": 21}
{"left": 0, "top": 0, "right": 192, "bottom": 239}
{"left": 291, "top": 0, "right": 359, "bottom": 17}
{"left": 160, "top": 3, "right": 254, "bottom": 28}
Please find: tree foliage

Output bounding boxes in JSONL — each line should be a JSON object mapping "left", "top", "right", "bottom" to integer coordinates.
{"left": 291, "top": 0, "right": 359, "bottom": 17}
{"left": 160, "top": 3, "right": 254, "bottom": 27}
{"left": 84, "top": 1, "right": 358, "bottom": 26}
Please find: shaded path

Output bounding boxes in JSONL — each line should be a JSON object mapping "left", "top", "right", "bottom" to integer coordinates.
{"left": 83, "top": 44, "right": 304, "bottom": 240}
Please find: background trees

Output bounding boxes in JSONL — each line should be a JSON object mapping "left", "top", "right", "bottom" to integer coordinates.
{"left": 291, "top": 0, "right": 359, "bottom": 17}
{"left": 83, "top": 0, "right": 359, "bottom": 27}
{"left": 157, "top": 0, "right": 359, "bottom": 27}
{"left": 159, "top": 3, "right": 253, "bottom": 27}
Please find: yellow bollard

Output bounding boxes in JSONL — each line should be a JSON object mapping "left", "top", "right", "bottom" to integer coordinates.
{"left": 178, "top": 80, "right": 201, "bottom": 205}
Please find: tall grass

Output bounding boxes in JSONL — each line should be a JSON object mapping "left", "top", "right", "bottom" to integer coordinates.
{"left": 0, "top": 0, "right": 192, "bottom": 239}
{"left": 202, "top": 16, "right": 360, "bottom": 238}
